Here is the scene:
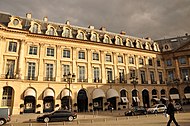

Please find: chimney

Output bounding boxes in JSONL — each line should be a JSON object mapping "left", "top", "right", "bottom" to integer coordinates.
{"left": 88, "top": 25, "right": 94, "bottom": 29}
{"left": 120, "top": 31, "right": 126, "bottom": 35}
{"left": 43, "top": 16, "right": 48, "bottom": 22}
{"left": 100, "top": 27, "right": 106, "bottom": 31}
{"left": 26, "top": 13, "right": 32, "bottom": 19}
{"left": 66, "top": 20, "right": 70, "bottom": 25}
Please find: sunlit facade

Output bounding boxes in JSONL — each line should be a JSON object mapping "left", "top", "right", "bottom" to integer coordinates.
{"left": 0, "top": 12, "right": 189, "bottom": 115}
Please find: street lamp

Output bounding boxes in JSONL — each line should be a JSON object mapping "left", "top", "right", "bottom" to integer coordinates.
{"left": 63, "top": 72, "right": 75, "bottom": 111}
{"left": 130, "top": 76, "right": 138, "bottom": 106}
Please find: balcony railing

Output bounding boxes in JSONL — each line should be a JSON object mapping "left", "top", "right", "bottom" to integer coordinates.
{"left": 25, "top": 76, "right": 38, "bottom": 81}
{"left": 77, "top": 79, "right": 88, "bottom": 82}
{"left": 1, "top": 74, "right": 17, "bottom": 79}
{"left": 43, "top": 77, "right": 56, "bottom": 81}
{"left": 92, "top": 79, "right": 102, "bottom": 83}
{"left": 142, "top": 80, "right": 148, "bottom": 84}
{"left": 107, "top": 80, "right": 115, "bottom": 83}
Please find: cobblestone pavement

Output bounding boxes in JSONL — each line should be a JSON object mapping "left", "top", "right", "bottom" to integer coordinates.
{"left": 5, "top": 105, "right": 190, "bottom": 126}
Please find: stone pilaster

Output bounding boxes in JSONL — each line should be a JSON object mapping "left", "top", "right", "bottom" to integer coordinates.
{"left": 56, "top": 45, "right": 61, "bottom": 82}
{"left": 18, "top": 39, "right": 26, "bottom": 79}
{"left": 113, "top": 52, "right": 118, "bottom": 83}
{"left": 72, "top": 47, "right": 77, "bottom": 82}
{"left": 87, "top": 49, "right": 92, "bottom": 83}
{"left": 100, "top": 50, "right": 106, "bottom": 83}
{"left": 38, "top": 43, "right": 45, "bottom": 81}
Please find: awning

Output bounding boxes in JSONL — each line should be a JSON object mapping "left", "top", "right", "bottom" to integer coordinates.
{"left": 152, "top": 98, "right": 160, "bottom": 101}
{"left": 133, "top": 97, "right": 140, "bottom": 102}
{"left": 121, "top": 97, "right": 129, "bottom": 103}
{"left": 107, "top": 89, "right": 119, "bottom": 99}
{"left": 24, "top": 88, "right": 36, "bottom": 97}
{"left": 92, "top": 88, "right": 105, "bottom": 99}
{"left": 61, "top": 89, "right": 72, "bottom": 99}
{"left": 185, "top": 93, "right": 190, "bottom": 99}
{"left": 170, "top": 94, "right": 180, "bottom": 99}
{"left": 161, "top": 97, "right": 169, "bottom": 101}
{"left": 43, "top": 88, "right": 54, "bottom": 98}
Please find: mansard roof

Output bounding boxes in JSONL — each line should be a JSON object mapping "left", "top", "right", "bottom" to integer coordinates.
{"left": 0, "top": 11, "right": 160, "bottom": 52}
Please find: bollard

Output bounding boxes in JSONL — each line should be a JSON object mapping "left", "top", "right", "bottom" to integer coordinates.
{"left": 16, "top": 119, "right": 18, "bottom": 122}
{"left": 63, "top": 121, "right": 65, "bottom": 125}
{"left": 127, "top": 117, "right": 129, "bottom": 120}
{"left": 137, "top": 116, "right": 139, "bottom": 119}
{"left": 46, "top": 122, "right": 48, "bottom": 126}
{"left": 104, "top": 118, "right": 106, "bottom": 122}
{"left": 29, "top": 123, "right": 32, "bottom": 126}
{"left": 146, "top": 115, "right": 148, "bottom": 117}
{"left": 91, "top": 119, "right": 94, "bottom": 123}
{"left": 155, "top": 114, "right": 157, "bottom": 116}
{"left": 116, "top": 117, "right": 118, "bottom": 121}
{"left": 77, "top": 120, "right": 80, "bottom": 124}
{"left": 84, "top": 115, "right": 86, "bottom": 118}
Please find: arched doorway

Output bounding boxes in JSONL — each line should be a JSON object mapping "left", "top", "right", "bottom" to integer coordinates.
{"left": 77, "top": 89, "right": 88, "bottom": 112}
{"left": 1, "top": 86, "right": 14, "bottom": 114}
{"left": 107, "top": 89, "right": 119, "bottom": 110}
{"left": 132, "top": 89, "right": 139, "bottom": 106}
{"left": 92, "top": 89, "right": 105, "bottom": 111}
{"left": 151, "top": 89, "right": 159, "bottom": 105}
{"left": 24, "top": 88, "right": 36, "bottom": 113}
{"left": 142, "top": 89, "right": 150, "bottom": 108}
{"left": 184, "top": 86, "right": 190, "bottom": 104}
{"left": 61, "top": 88, "right": 72, "bottom": 110}
{"left": 43, "top": 88, "right": 55, "bottom": 113}
{"left": 160, "top": 89, "right": 167, "bottom": 104}
{"left": 169, "top": 88, "right": 180, "bottom": 103}
{"left": 120, "top": 89, "right": 129, "bottom": 109}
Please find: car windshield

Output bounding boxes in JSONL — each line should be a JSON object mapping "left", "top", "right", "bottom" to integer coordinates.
{"left": 151, "top": 105, "right": 157, "bottom": 108}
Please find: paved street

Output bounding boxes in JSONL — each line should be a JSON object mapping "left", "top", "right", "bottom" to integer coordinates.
{"left": 5, "top": 110, "right": 190, "bottom": 126}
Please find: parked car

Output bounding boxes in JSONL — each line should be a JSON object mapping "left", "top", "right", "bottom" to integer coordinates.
{"left": 37, "top": 109, "right": 77, "bottom": 123}
{"left": 0, "top": 107, "right": 11, "bottom": 125}
{"left": 174, "top": 103, "right": 183, "bottom": 111}
{"left": 147, "top": 104, "right": 167, "bottom": 114}
{"left": 125, "top": 106, "right": 147, "bottom": 116}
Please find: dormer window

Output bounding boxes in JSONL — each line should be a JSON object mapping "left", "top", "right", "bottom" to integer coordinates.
{"left": 78, "top": 32, "right": 84, "bottom": 39}
{"left": 115, "top": 37, "right": 122, "bottom": 45}
{"left": 32, "top": 23, "right": 38, "bottom": 33}
{"left": 104, "top": 36, "right": 110, "bottom": 43}
{"left": 49, "top": 27, "right": 55, "bottom": 36}
{"left": 91, "top": 33, "right": 97, "bottom": 41}
{"left": 63, "top": 28, "right": 70, "bottom": 37}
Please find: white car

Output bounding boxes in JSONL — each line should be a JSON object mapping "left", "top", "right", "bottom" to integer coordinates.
{"left": 147, "top": 104, "right": 167, "bottom": 114}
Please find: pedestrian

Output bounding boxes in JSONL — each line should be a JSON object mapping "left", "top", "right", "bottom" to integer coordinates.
{"left": 166, "top": 99, "right": 180, "bottom": 126}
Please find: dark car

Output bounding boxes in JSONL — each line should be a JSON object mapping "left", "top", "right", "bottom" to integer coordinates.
{"left": 124, "top": 106, "right": 147, "bottom": 116}
{"left": 37, "top": 110, "right": 77, "bottom": 123}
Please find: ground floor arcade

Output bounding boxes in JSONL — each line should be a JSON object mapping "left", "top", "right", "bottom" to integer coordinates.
{"left": 0, "top": 80, "right": 190, "bottom": 115}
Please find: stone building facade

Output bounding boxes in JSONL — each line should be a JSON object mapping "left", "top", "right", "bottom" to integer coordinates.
{"left": 0, "top": 12, "right": 189, "bottom": 115}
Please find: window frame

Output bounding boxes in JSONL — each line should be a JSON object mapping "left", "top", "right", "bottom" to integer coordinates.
{"left": 8, "top": 41, "right": 17, "bottom": 52}
{"left": 29, "top": 46, "right": 38, "bottom": 55}
{"left": 47, "top": 47, "right": 55, "bottom": 57}
{"left": 78, "top": 51, "right": 85, "bottom": 59}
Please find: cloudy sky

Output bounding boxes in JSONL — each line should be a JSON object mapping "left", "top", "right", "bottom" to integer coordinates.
{"left": 0, "top": 0, "right": 190, "bottom": 40}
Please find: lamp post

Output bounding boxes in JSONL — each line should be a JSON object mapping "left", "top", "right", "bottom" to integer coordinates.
{"left": 63, "top": 72, "right": 75, "bottom": 111}
{"left": 130, "top": 76, "right": 138, "bottom": 106}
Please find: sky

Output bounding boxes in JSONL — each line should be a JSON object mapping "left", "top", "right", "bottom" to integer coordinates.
{"left": 0, "top": 0, "right": 190, "bottom": 40}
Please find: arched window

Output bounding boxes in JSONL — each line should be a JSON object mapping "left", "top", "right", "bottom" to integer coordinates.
{"left": 49, "top": 27, "right": 54, "bottom": 35}
{"left": 2, "top": 86, "right": 13, "bottom": 107}
{"left": 63, "top": 28, "right": 70, "bottom": 37}
{"left": 120, "top": 89, "right": 128, "bottom": 105}
{"left": 104, "top": 36, "right": 110, "bottom": 43}
{"left": 115, "top": 37, "right": 122, "bottom": 45}
{"left": 32, "top": 23, "right": 38, "bottom": 33}
{"left": 78, "top": 32, "right": 84, "bottom": 39}
{"left": 91, "top": 33, "right": 97, "bottom": 41}
{"left": 161, "top": 89, "right": 166, "bottom": 95}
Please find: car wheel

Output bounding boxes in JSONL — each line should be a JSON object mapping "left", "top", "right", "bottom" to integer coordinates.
{"left": 44, "top": 117, "right": 50, "bottom": 123}
{"left": 143, "top": 111, "right": 147, "bottom": 115}
{"left": 68, "top": 116, "right": 74, "bottom": 121}
{"left": 0, "top": 119, "right": 6, "bottom": 125}
{"left": 154, "top": 110, "right": 158, "bottom": 114}
{"left": 131, "top": 112, "right": 135, "bottom": 116}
